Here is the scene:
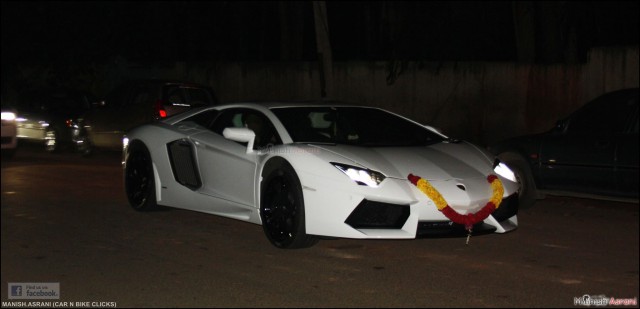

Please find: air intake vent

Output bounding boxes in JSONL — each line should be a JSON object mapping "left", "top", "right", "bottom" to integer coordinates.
{"left": 345, "top": 200, "right": 410, "bottom": 229}
{"left": 167, "top": 139, "right": 201, "bottom": 190}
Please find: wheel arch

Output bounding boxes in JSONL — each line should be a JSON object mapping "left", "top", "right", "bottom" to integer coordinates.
{"left": 257, "top": 156, "right": 292, "bottom": 209}
{"left": 497, "top": 150, "right": 540, "bottom": 189}
{"left": 123, "top": 138, "right": 159, "bottom": 211}
{"left": 497, "top": 150, "right": 544, "bottom": 207}
{"left": 124, "top": 138, "right": 151, "bottom": 165}
{"left": 258, "top": 155, "right": 318, "bottom": 248}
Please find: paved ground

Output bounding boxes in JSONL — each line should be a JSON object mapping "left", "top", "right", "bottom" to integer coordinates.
{"left": 1, "top": 145, "right": 638, "bottom": 308}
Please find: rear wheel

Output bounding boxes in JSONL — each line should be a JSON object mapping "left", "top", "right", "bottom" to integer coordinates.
{"left": 44, "top": 128, "right": 58, "bottom": 153}
{"left": 1, "top": 149, "right": 16, "bottom": 159}
{"left": 260, "top": 162, "right": 318, "bottom": 249}
{"left": 76, "top": 130, "right": 94, "bottom": 157}
{"left": 125, "top": 143, "right": 157, "bottom": 211}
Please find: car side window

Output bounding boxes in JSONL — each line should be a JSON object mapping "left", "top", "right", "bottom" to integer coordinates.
{"left": 104, "top": 84, "right": 131, "bottom": 108}
{"left": 210, "top": 109, "right": 281, "bottom": 149}
{"left": 130, "top": 86, "right": 151, "bottom": 107}
{"left": 184, "top": 87, "right": 214, "bottom": 106}
{"left": 166, "top": 86, "right": 186, "bottom": 105}
{"left": 629, "top": 101, "right": 639, "bottom": 134}
{"left": 567, "top": 92, "right": 638, "bottom": 135}
{"left": 179, "top": 109, "right": 220, "bottom": 129}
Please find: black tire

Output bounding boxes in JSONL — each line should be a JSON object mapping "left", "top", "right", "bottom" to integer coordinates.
{"left": 77, "top": 130, "right": 94, "bottom": 157}
{"left": 499, "top": 153, "right": 540, "bottom": 209}
{"left": 44, "top": 128, "right": 58, "bottom": 153}
{"left": 124, "top": 143, "right": 158, "bottom": 211}
{"left": 1, "top": 148, "right": 16, "bottom": 159}
{"left": 260, "top": 162, "right": 318, "bottom": 249}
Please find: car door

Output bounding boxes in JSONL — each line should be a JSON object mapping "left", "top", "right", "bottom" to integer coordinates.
{"left": 538, "top": 91, "right": 636, "bottom": 196}
{"left": 120, "top": 84, "right": 155, "bottom": 132}
{"left": 85, "top": 84, "right": 134, "bottom": 148}
{"left": 190, "top": 108, "right": 277, "bottom": 208}
{"left": 613, "top": 94, "right": 639, "bottom": 197}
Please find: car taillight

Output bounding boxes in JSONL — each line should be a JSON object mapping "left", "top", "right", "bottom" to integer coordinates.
{"left": 155, "top": 100, "right": 168, "bottom": 118}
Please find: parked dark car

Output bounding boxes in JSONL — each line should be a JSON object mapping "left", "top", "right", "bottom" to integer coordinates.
{"left": 78, "top": 79, "right": 217, "bottom": 155}
{"left": 14, "top": 89, "right": 97, "bottom": 152}
{"left": 489, "top": 88, "right": 638, "bottom": 208}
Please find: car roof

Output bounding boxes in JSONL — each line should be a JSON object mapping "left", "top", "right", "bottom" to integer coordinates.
{"left": 216, "top": 100, "right": 370, "bottom": 109}
{"left": 162, "top": 100, "right": 381, "bottom": 125}
{"left": 119, "top": 78, "right": 211, "bottom": 88}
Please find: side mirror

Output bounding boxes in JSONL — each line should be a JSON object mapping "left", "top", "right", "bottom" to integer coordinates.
{"left": 223, "top": 127, "right": 255, "bottom": 154}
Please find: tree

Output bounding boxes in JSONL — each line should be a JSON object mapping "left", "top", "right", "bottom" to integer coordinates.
{"left": 313, "top": 1, "right": 333, "bottom": 98}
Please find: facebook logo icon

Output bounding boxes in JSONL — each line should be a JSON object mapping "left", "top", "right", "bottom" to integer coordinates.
{"left": 10, "top": 285, "right": 22, "bottom": 297}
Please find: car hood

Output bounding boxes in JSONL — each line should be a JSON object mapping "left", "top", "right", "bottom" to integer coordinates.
{"left": 309, "top": 142, "right": 494, "bottom": 181}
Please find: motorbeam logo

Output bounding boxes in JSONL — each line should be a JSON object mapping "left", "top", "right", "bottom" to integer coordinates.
{"left": 7, "top": 283, "right": 59, "bottom": 300}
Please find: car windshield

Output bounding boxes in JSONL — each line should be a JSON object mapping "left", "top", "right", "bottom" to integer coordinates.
{"left": 271, "top": 106, "right": 444, "bottom": 147}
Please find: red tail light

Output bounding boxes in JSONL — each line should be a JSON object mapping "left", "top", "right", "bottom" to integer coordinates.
{"left": 155, "top": 100, "right": 168, "bottom": 118}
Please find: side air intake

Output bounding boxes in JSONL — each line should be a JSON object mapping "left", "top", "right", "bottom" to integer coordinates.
{"left": 167, "top": 139, "right": 201, "bottom": 190}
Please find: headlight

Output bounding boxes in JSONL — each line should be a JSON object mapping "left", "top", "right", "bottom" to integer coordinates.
{"left": 493, "top": 159, "right": 516, "bottom": 183}
{"left": 331, "top": 162, "right": 386, "bottom": 187}
{"left": 1, "top": 111, "right": 16, "bottom": 121}
{"left": 122, "top": 136, "right": 129, "bottom": 150}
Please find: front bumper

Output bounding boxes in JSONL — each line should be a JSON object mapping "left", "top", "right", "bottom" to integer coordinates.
{"left": 302, "top": 175, "right": 519, "bottom": 239}
{"left": 1, "top": 121, "right": 17, "bottom": 150}
{"left": 417, "top": 194, "right": 519, "bottom": 237}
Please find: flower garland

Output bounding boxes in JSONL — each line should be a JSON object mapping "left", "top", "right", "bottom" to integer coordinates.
{"left": 407, "top": 174, "right": 504, "bottom": 230}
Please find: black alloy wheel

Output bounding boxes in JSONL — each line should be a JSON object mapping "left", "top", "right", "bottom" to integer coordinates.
{"left": 125, "top": 144, "right": 157, "bottom": 211}
{"left": 44, "top": 128, "right": 58, "bottom": 153}
{"left": 261, "top": 163, "right": 317, "bottom": 249}
{"left": 77, "top": 130, "right": 94, "bottom": 157}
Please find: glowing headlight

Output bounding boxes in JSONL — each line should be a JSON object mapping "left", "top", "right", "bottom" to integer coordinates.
{"left": 1, "top": 112, "right": 16, "bottom": 121}
{"left": 122, "top": 136, "right": 129, "bottom": 150}
{"left": 493, "top": 159, "right": 517, "bottom": 183}
{"left": 332, "top": 163, "right": 386, "bottom": 187}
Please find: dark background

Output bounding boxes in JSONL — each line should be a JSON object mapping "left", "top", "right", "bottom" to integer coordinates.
{"left": 1, "top": 1, "right": 638, "bottom": 103}
{"left": 2, "top": 1, "right": 638, "bottom": 64}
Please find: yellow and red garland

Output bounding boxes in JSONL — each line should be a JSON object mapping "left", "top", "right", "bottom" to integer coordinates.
{"left": 407, "top": 174, "right": 504, "bottom": 230}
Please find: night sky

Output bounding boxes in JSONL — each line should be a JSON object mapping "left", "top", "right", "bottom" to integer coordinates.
{"left": 2, "top": 0, "right": 638, "bottom": 67}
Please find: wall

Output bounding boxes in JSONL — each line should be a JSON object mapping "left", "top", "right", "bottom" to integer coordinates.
{"left": 175, "top": 46, "right": 638, "bottom": 145}
{"left": 6, "top": 47, "right": 637, "bottom": 146}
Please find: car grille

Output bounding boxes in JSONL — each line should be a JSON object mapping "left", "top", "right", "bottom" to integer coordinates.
{"left": 416, "top": 194, "right": 519, "bottom": 237}
{"left": 416, "top": 221, "right": 497, "bottom": 237}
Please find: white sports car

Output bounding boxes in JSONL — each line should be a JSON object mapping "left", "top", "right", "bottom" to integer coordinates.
{"left": 122, "top": 102, "right": 520, "bottom": 248}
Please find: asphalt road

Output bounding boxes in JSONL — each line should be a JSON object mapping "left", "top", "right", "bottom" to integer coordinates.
{"left": 1, "top": 145, "right": 638, "bottom": 308}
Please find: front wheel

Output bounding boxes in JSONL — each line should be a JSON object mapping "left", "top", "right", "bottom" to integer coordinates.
{"left": 260, "top": 163, "right": 318, "bottom": 249}
{"left": 44, "top": 128, "right": 58, "bottom": 153}
{"left": 124, "top": 144, "right": 158, "bottom": 211}
{"left": 76, "top": 130, "right": 94, "bottom": 157}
